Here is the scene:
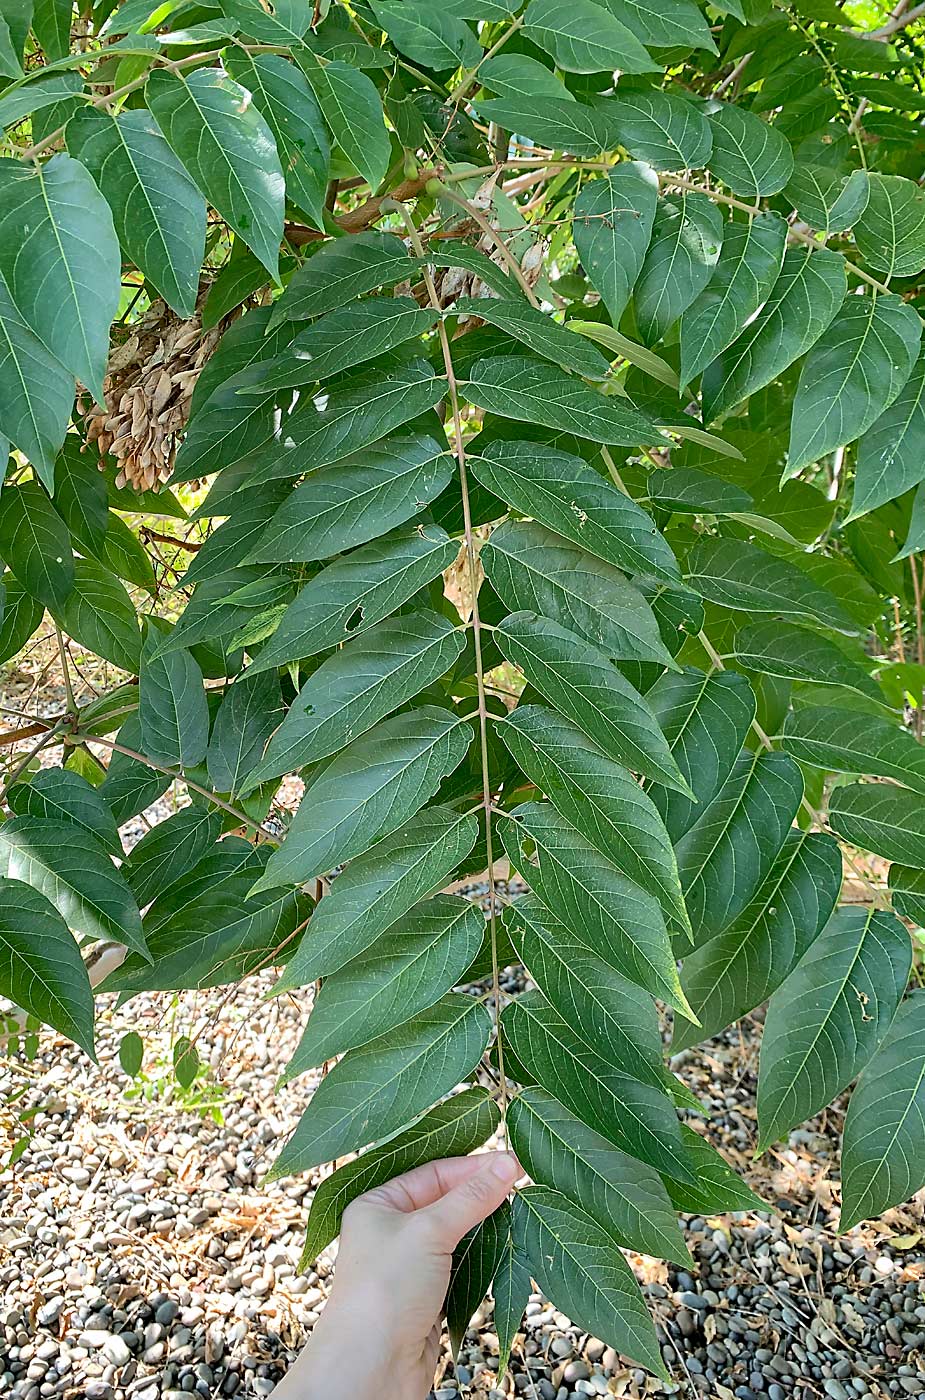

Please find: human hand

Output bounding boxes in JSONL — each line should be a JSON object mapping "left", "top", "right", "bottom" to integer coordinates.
{"left": 278, "top": 1152, "right": 521, "bottom": 1400}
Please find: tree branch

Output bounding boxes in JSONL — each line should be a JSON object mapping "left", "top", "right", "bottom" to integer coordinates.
{"left": 869, "top": 0, "right": 925, "bottom": 37}
{"left": 284, "top": 170, "right": 440, "bottom": 246}
{"left": 72, "top": 732, "right": 276, "bottom": 838}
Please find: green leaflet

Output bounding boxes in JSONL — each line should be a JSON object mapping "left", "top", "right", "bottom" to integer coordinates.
{"left": 465, "top": 354, "right": 661, "bottom": 448}
{"left": 188, "top": 302, "right": 293, "bottom": 418}
{"left": 447, "top": 1205, "right": 510, "bottom": 1361}
{"left": 270, "top": 993, "right": 492, "bottom": 1178}
{"left": 240, "top": 362, "right": 447, "bottom": 487}
{"left": 0, "top": 816, "right": 148, "bottom": 959}
{"left": 853, "top": 174, "right": 925, "bottom": 279}
{"left": 0, "top": 575, "right": 51, "bottom": 669}
{"left": 679, "top": 213, "right": 786, "bottom": 387}
{"left": 0, "top": 479, "right": 73, "bottom": 607}
{"left": 781, "top": 706, "right": 925, "bottom": 797}
{"left": 673, "top": 830, "right": 843, "bottom": 1051}
{"left": 600, "top": 0, "right": 715, "bottom": 50}
{"left": 471, "top": 440, "right": 682, "bottom": 584}
{"left": 0, "top": 154, "right": 120, "bottom": 401}
{"left": 139, "top": 628, "right": 209, "bottom": 769}
{"left": 499, "top": 803, "right": 692, "bottom": 1016}
{"left": 99, "top": 712, "right": 172, "bottom": 824}
{"left": 522, "top": 0, "right": 658, "bottom": 75}
{"left": 495, "top": 612, "right": 691, "bottom": 795}
{"left": 706, "top": 105, "right": 794, "bottom": 198}
{"left": 0, "top": 877, "right": 94, "bottom": 1058}
{"left": 269, "top": 233, "right": 418, "bottom": 325}
{"left": 491, "top": 1214, "right": 533, "bottom": 1375}
{"left": 597, "top": 91, "right": 712, "bottom": 173}
{"left": 787, "top": 293, "right": 922, "bottom": 477}
{"left": 93, "top": 513, "right": 156, "bottom": 594}
{"left": 250, "top": 707, "right": 472, "bottom": 892}
{"left": 0, "top": 73, "right": 81, "bottom": 130}
{"left": 121, "top": 806, "right": 222, "bottom": 910}
{"left": 244, "top": 611, "right": 465, "bottom": 786}
{"left": 66, "top": 107, "right": 206, "bottom": 319}
{"left": 284, "top": 896, "right": 484, "bottom": 1074}
{"left": 731, "top": 621, "right": 884, "bottom": 704}
{"left": 784, "top": 167, "right": 870, "bottom": 236}
{"left": 502, "top": 994, "right": 692, "bottom": 1183}
{"left": 756, "top": 906, "right": 911, "bottom": 1152}
{"left": 169, "top": 376, "right": 278, "bottom": 485}
{"left": 101, "top": 855, "right": 308, "bottom": 994}
{"left": 508, "top": 1087, "right": 690, "bottom": 1266}
{"left": 476, "top": 91, "right": 617, "bottom": 158}
{"left": 482, "top": 520, "right": 678, "bottom": 670}
{"left": 851, "top": 349, "right": 925, "bottom": 519}
{"left": 516, "top": 1187, "right": 667, "bottom": 1378}
{"left": 300, "top": 1088, "right": 499, "bottom": 1266}
{"left": 191, "top": 306, "right": 295, "bottom": 414}
{"left": 206, "top": 669, "right": 284, "bottom": 798}
{"left": 568, "top": 319, "right": 680, "bottom": 389}
{"left": 572, "top": 165, "right": 659, "bottom": 326}
{"left": 498, "top": 706, "right": 689, "bottom": 934}
{"left": 147, "top": 68, "right": 285, "bottom": 279}
{"left": 8, "top": 768, "right": 121, "bottom": 857}
{"left": 662, "top": 1124, "right": 766, "bottom": 1215}
{"left": 640, "top": 672, "right": 755, "bottom": 845}
{"left": 245, "top": 436, "right": 453, "bottom": 563}
{"left": 370, "top": 0, "right": 481, "bottom": 68}
{"left": 828, "top": 782, "right": 925, "bottom": 868}
{"left": 201, "top": 242, "right": 273, "bottom": 330}
{"left": 247, "top": 524, "right": 458, "bottom": 676}
{"left": 453, "top": 296, "right": 609, "bottom": 380}
{"left": 895, "top": 483, "right": 925, "bottom": 561}
{"left": 646, "top": 465, "right": 751, "bottom": 514}
{"left": 839, "top": 991, "right": 925, "bottom": 1231}
{"left": 51, "top": 557, "right": 141, "bottom": 673}
{"left": 223, "top": 51, "right": 329, "bottom": 231}
{"left": 220, "top": 0, "right": 314, "bottom": 44}
{"left": 0, "top": 267, "right": 74, "bottom": 487}
{"left": 237, "top": 298, "right": 439, "bottom": 394}
{"left": 685, "top": 535, "right": 859, "bottom": 634}
{"left": 129, "top": 841, "right": 260, "bottom": 936}
{"left": 276, "top": 806, "right": 479, "bottom": 988}
{"left": 634, "top": 194, "right": 724, "bottom": 347}
{"left": 297, "top": 55, "right": 391, "bottom": 194}
{"left": 702, "top": 246, "right": 847, "bottom": 423}
{"left": 183, "top": 486, "right": 295, "bottom": 587}
{"left": 158, "top": 569, "right": 294, "bottom": 656}
{"left": 674, "top": 749, "right": 804, "bottom": 946}
{"left": 503, "top": 897, "right": 667, "bottom": 1091}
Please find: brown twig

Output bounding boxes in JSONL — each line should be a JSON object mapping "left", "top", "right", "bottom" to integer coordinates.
{"left": 870, "top": 0, "right": 925, "bottom": 37}
{"left": 141, "top": 527, "right": 203, "bottom": 552}
{"left": 0, "top": 721, "right": 52, "bottom": 747}
{"left": 72, "top": 732, "right": 276, "bottom": 837}
{"left": 284, "top": 170, "right": 440, "bottom": 245}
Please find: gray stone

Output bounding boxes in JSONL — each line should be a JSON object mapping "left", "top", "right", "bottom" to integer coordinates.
{"left": 101, "top": 1337, "right": 130, "bottom": 1368}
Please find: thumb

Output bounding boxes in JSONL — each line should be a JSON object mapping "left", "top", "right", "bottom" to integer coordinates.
{"left": 421, "top": 1152, "right": 520, "bottom": 1249}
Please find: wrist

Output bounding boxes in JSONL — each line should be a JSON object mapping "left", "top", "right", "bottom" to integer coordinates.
{"left": 302, "top": 1291, "right": 398, "bottom": 1384}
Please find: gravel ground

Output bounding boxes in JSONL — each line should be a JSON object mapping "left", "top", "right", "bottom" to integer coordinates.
{"left": 2, "top": 962, "right": 924, "bottom": 1400}
{"left": 1, "top": 662, "right": 924, "bottom": 1400}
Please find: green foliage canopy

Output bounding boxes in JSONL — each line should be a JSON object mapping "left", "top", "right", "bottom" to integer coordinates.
{"left": 1, "top": 0, "right": 925, "bottom": 1372}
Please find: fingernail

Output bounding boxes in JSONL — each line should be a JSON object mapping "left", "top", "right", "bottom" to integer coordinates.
{"left": 485, "top": 1153, "right": 519, "bottom": 1184}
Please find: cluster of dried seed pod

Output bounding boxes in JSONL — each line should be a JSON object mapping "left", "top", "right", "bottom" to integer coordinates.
{"left": 84, "top": 293, "right": 233, "bottom": 492}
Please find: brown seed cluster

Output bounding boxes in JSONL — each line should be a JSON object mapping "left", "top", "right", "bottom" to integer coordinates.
{"left": 84, "top": 294, "right": 234, "bottom": 492}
